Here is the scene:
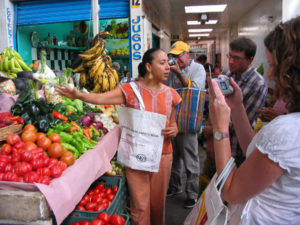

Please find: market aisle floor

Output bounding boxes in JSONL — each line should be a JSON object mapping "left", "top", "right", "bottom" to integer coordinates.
{"left": 165, "top": 145, "right": 207, "bottom": 225}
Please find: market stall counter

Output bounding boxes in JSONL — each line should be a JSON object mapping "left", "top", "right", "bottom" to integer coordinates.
{"left": 0, "top": 125, "right": 121, "bottom": 225}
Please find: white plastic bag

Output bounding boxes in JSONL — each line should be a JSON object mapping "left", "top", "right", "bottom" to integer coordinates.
{"left": 117, "top": 83, "right": 167, "bottom": 172}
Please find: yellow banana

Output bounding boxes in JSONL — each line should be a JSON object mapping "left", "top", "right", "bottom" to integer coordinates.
{"left": 108, "top": 67, "right": 119, "bottom": 84}
{"left": 102, "top": 71, "right": 110, "bottom": 92}
{"left": 93, "top": 82, "right": 101, "bottom": 93}
{"left": 73, "top": 63, "right": 84, "bottom": 73}
{"left": 108, "top": 72, "right": 116, "bottom": 90}
{"left": 84, "top": 54, "right": 103, "bottom": 68}
{"left": 84, "top": 40, "right": 100, "bottom": 55}
{"left": 79, "top": 45, "right": 102, "bottom": 61}
{"left": 79, "top": 71, "right": 87, "bottom": 88}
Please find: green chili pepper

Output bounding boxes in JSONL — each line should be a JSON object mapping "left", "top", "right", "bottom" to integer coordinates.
{"left": 60, "top": 143, "right": 79, "bottom": 159}
{"left": 59, "top": 132, "right": 73, "bottom": 143}
{"left": 47, "top": 128, "right": 54, "bottom": 136}
{"left": 71, "top": 139, "right": 86, "bottom": 154}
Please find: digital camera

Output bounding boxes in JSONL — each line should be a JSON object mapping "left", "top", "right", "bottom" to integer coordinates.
{"left": 168, "top": 55, "right": 176, "bottom": 66}
{"left": 214, "top": 76, "right": 234, "bottom": 96}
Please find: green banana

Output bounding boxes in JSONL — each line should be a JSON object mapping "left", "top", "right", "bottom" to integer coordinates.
{"left": 14, "top": 58, "right": 22, "bottom": 69}
{"left": 11, "top": 67, "right": 23, "bottom": 74}
{"left": 13, "top": 50, "right": 23, "bottom": 60}
{"left": 0, "top": 60, "right": 3, "bottom": 71}
{"left": 17, "top": 58, "right": 31, "bottom": 71}
{"left": 3, "top": 57, "right": 8, "bottom": 71}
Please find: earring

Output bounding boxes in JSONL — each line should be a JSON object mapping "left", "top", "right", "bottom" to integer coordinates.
{"left": 148, "top": 73, "right": 153, "bottom": 79}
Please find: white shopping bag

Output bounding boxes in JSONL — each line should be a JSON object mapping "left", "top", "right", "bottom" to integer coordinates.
{"left": 184, "top": 157, "right": 236, "bottom": 225}
{"left": 117, "top": 82, "right": 167, "bottom": 172}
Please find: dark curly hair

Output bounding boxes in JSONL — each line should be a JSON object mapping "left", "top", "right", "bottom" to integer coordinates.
{"left": 264, "top": 16, "right": 300, "bottom": 112}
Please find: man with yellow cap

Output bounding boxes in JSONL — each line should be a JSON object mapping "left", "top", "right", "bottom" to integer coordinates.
{"left": 165, "top": 41, "right": 206, "bottom": 208}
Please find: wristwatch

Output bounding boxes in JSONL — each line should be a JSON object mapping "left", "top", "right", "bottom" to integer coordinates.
{"left": 213, "top": 131, "right": 229, "bottom": 141}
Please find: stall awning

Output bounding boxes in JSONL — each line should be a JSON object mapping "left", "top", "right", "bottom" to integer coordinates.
{"left": 15, "top": 0, "right": 129, "bottom": 25}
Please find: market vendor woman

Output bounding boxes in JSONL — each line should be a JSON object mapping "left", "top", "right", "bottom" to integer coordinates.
{"left": 56, "top": 48, "right": 181, "bottom": 225}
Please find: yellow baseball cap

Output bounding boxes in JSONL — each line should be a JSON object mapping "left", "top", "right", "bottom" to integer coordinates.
{"left": 169, "top": 41, "right": 189, "bottom": 55}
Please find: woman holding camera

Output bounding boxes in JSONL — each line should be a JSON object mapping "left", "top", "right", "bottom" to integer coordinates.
{"left": 208, "top": 16, "right": 300, "bottom": 224}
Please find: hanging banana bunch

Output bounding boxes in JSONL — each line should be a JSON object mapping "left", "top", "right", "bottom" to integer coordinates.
{"left": 73, "top": 32, "right": 120, "bottom": 93}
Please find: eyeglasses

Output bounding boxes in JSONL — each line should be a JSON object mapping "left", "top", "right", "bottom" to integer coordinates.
{"left": 226, "top": 53, "right": 247, "bottom": 62}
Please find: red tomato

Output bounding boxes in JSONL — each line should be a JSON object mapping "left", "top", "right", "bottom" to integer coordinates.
{"left": 37, "top": 176, "right": 50, "bottom": 185}
{"left": 94, "top": 204, "right": 105, "bottom": 212}
{"left": 91, "top": 194, "right": 102, "bottom": 204}
{"left": 31, "top": 158, "right": 43, "bottom": 170}
{"left": 4, "top": 163, "right": 13, "bottom": 172}
{"left": 23, "top": 171, "right": 39, "bottom": 183}
{"left": 95, "top": 183, "right": 104, "bottom": 191}
{"left": 50, "top": 165, "right": 62, "bottom": 178}
{"left": 13, "top": 141, "right": 25, "bottom": 150}
{"left": 48, "top": 158, "right": 58, "bottom": 168}
{"left": 110, "top": 214, "right": 126, "bottom": 225}
{"left": 0, "top": 172, "right": 4, "bottom": 181}
{"left": 107, "top": 194, "right": 114, "bottom": 201}
{"left": 60, "top": 151, "right": 75, "bottom": 166}
{"left": 85, "top": 202, "right": 97, "bottom": 211}
{"left": 105, "top": 188, "right": 112, "bottom": 196}
{"left": 23, "top": 141, "right": 37, "bottom": 151}
{"left": 20, "top": 150, "right": 33, "bottom": 162}
{"left": 11, "top": 152, "right": 21, "bottom": 164}
{"left": 0, "top": 155, "right": 10, "bottom": 163}
{"left": 36, "top": 167, "right": 51, "bottom": 177}
{"left": 36, "top": 132, "right": 46, "bottom": 141}
{"left": 112, "top": 185, "right": 118, "bottom": 194}
{"left": 57, "top": 161, "right": 67, "bottom": 171}
{"left": 76, "top": 205, "right": 86, "bottom": 211}
{"left": 87, "top": 190, "right": 95, "bottom": 196}
{"left": 37, "top": 137, "right": 52, "bottom": 150}
{"left": 48, "top": 133, "right": 61, "bottom": 143}
{"left": 39, "top": 154, "right": 50, "bottom": 167}
{"left": 103, "top": 202, "right": 109, "bottom": 209}
{"left": 6, "top": 134, "right": 21, "bottom": 146}
{"left": 31, "top": 148, "right": 45, "bottom": 159}
{"left": 79, "top": 221, "right": 91, "bottom": 225}
{"left": 91, "top": 219, "right": 105, "bottom": 225}
{"left": 1, "top": 144, "right": 12, "bottom": 155}
{"left": 14, "top": 162, "right": 31, "bottom": 176}
{"left": 3, "top": 171, "right": 18, "bottom": 181}
{"left": 0, "top": 161, "right": 7, "bottom": 172}
{"left": 97, "top": 212, "right": 110, "bottom": 224}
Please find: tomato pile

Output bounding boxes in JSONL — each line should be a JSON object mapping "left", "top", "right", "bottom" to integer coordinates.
{"left": 0, "top": 124, "right": 75, "bottom": 185}
{"left": 71, "top": 212, "right": 126, "bottom": 225}
{"left": 75, "top": 183, "right": 119, "bottom": 212}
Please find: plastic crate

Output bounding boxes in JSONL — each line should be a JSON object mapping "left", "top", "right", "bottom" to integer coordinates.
{"left": 62, "top": 175, "right": 129, "bottom": 224}
{"left": 62, "top": 213, "right": 130, "bottom": 225}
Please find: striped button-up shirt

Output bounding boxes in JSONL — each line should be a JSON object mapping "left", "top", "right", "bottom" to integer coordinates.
{"left": 224, "top": 66, "right": 268, "bottom": 165}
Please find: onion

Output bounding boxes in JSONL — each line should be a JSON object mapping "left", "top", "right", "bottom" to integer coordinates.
{"left": 81, "top": 115, "right": 92, "bottom": 127}
{"left": 102, "top": 127, "right": 108, "bottom": 134}
{"left": 86, "top": 112, "right": 95, "bottom": 122}
{"left": 95, "top": 121, "right": 104, "bottom": 130}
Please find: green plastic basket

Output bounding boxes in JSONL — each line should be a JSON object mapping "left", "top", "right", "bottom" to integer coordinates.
{"left": 62, "top": 213, "right": 130, "bottom": 225}
{"left": 62, "top": 175, "right": 129, "bottom": 224}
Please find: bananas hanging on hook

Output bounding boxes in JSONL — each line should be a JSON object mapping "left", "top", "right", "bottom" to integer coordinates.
{"left": 73, "top": 32, "right": 121, "bottom": 93}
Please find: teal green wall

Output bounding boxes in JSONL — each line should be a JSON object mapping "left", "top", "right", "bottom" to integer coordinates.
{"left": 17, "top": 18, "right": 129, "bottom": 67}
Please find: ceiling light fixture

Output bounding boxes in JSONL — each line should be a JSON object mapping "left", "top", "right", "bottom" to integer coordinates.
{"left": 189, "top": 33, "right": 210, "bottom": 37}
{"left": 185, "top": 4, "right": 227, "bottom": 13}
{"left": 187, "top": 21, "right": 201, "bottom": 25}
{"left": 200, "top": 13, "right": 208, "bottom": 21}
{"left": 205, "top": 20, "right": 218, "bottom": 24}
{"left": 188, "top": 28, "right": 213, "bottom": 33}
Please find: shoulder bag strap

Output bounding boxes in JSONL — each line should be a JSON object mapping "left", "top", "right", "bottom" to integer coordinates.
{"left": 215, "top": 157, "right": 236, "bottom": 191}
{"left": 129, "top": 82, "right": 145, "bottom": 111}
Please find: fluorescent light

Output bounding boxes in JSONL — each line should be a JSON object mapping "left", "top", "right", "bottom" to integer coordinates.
{"left": 185, "top": 4, "right": 227, "bottom": 13}
{"left": 187, "top": 21, "right": 201, "bottom": 25}
{"left": 189, "top": 33, "right": 210, "bottom": 37}
{"left": 188, "top": 28, "right": 213, "bottom": 33}
{"left": 205, "top": 20, "right": 218, "bottom": 24}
